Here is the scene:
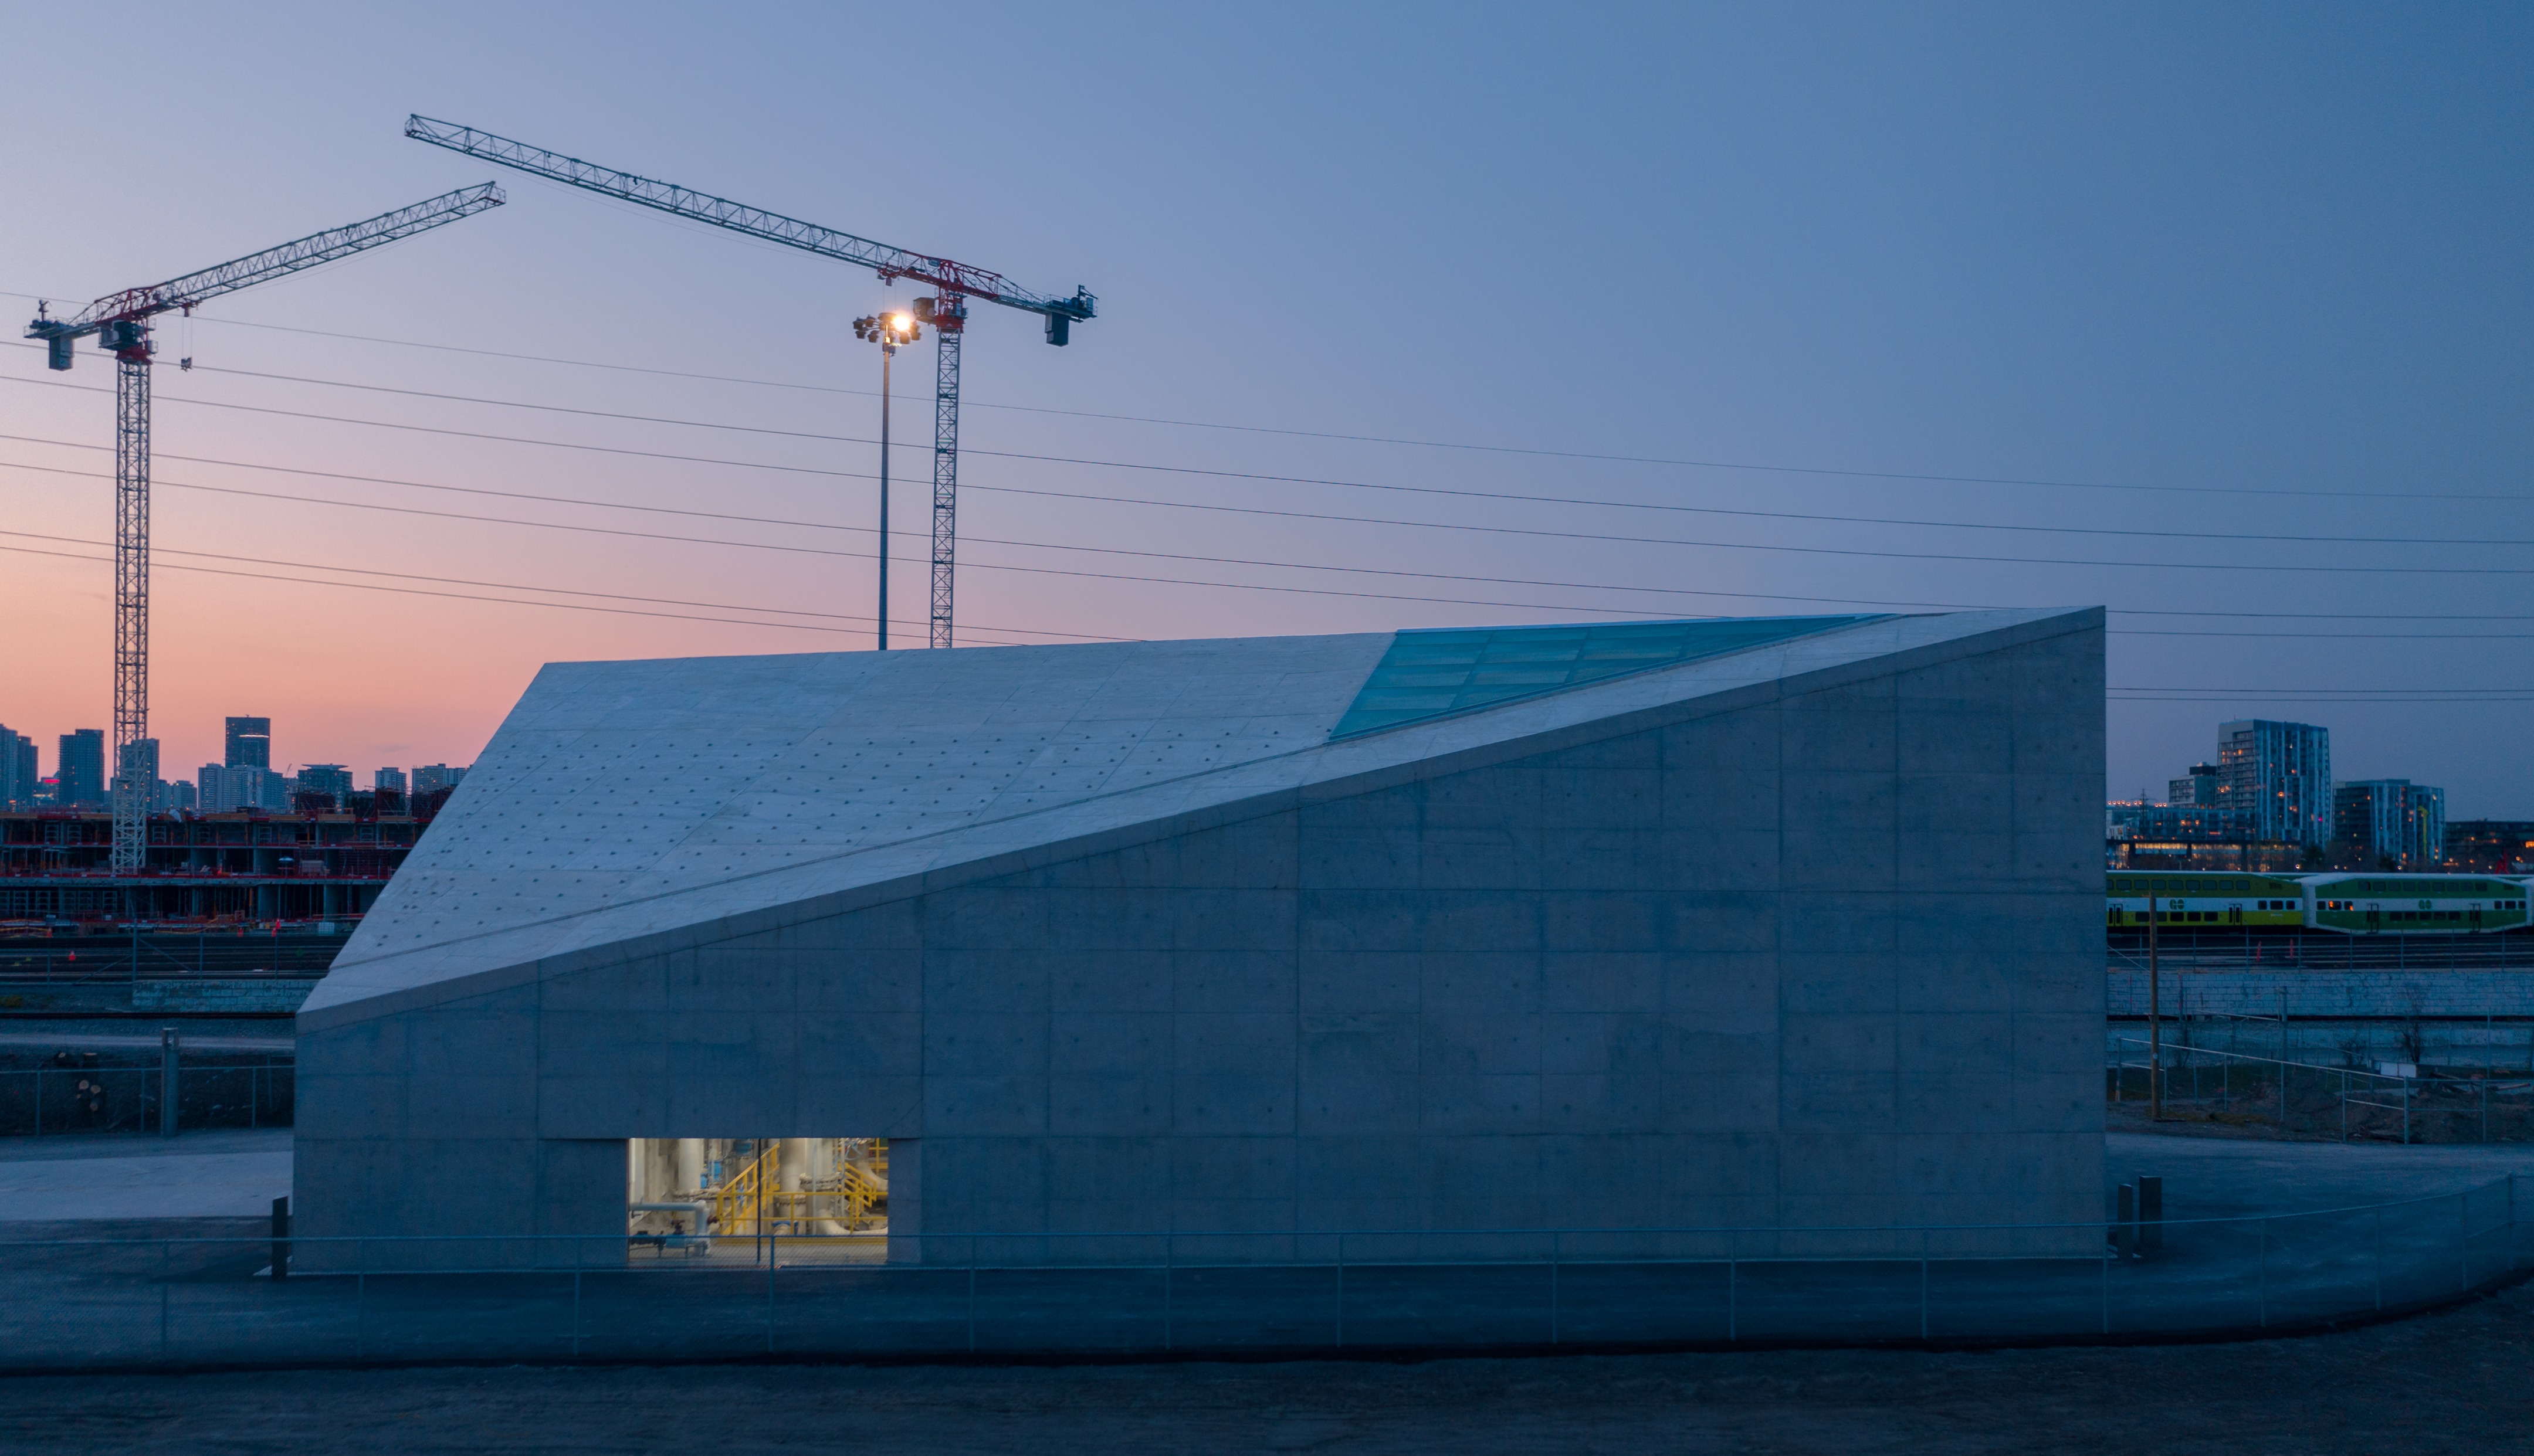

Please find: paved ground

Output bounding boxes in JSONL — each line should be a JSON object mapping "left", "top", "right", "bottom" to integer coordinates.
{"left": 0, "top": 1128, "right": 2529, "bottom": 1450}
{"left": 0, "top": 1127, "right": 2522, "bottom": 1227}
{"left": 2106, "top": 1128, "right": 2534, "bottom": 1217}
{"left": 0, "top": 1129, "right": 291, "bottom": 1221}
{"left": 8, "top": 1279, "right": 2531, "bottom": 1454}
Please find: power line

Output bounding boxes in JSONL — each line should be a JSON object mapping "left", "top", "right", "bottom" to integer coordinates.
{"left": 15, "top": 432, "right": 2533, "bottom": 623}
{"left": 8, "top": 299, "right": 2520, "bottom": 505}
{"left": 8, "top": 454, "right": 2530, "bottom": 639}
{"left": 8, "top": 381, "right": 2525, "bottom": 577}
{"left": 0, "top": 530, "right": 1123, "bottom": 642}
{"left": 19, "top": 349, "right": 2525, "bottom": 545}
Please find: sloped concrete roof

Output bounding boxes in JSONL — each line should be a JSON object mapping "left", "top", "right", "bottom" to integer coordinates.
{"left": 306, "top": 609, "right": 2091, "bottom": 1020}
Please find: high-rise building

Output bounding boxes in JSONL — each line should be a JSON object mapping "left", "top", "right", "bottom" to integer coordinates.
{"left": 2333, "top": 779, "right": 2445, "bottom": 870}
{"left": 298, "top": 764, "right": 354, "bottom": 803}
{"left": 117, "top": 737, "right": 159, "bottom": 800}
{"left": 2167, "top": 762, "right": 2220, "bottom": 807}
{"left": 225, "top": 716, "right": 272, "bottom": 770}
{"left": 199, "top": 762, "right": 287, "bottom": 813}
{"left": 412, "top": 763, "right": 469, "bottom": 797}
{"left": 2445, "top": 820, "right": 2534, "bottom": 874}
{"left": 374, "top": 766, "right": 408, "bottom": 794}
{"left": 0, "top": 725, "right": 31, "bottom": 806}
{"left": 167, "top": 779, "right": 197, "bottom": 813}
{"left": 56, "top": 729, "right": 106, "bottom": 809}
{"left": 2217, "top": 719, "right": 2331, "bottom": 846}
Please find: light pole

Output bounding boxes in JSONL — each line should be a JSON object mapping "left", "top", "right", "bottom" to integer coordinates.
{"left": 851, "top": 309, "right": 922, "bottom": 649}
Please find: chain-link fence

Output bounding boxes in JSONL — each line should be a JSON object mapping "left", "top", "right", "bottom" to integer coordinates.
{"left": 2112, "top": 1038, "right": 2534, "bottom": 1143}
{"left": 0, "top": 1177, "right": 2522, "bottom": 1370}
{"left": 0, "top": 1061, "right": 294, "bottom": 1136}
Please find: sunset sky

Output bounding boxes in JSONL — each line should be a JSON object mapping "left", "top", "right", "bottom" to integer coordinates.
{"left": 4, "top": 5, "right": 2528, "bottom": 809}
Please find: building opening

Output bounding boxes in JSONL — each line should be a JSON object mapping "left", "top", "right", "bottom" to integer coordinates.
{"left": 626, "top": 1138, "right": 887, "bottom": 1260}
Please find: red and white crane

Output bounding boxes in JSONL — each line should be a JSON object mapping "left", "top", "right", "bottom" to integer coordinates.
{"left": 25, "top": 184, "right": 505, "bottom": 870}
{"left": 403, "top": 115, "right": 1096, "bottom": 651}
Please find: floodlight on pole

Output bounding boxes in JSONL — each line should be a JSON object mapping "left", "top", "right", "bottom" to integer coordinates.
{"left": 852, "top": 311, "right": 922, "bottom": 649}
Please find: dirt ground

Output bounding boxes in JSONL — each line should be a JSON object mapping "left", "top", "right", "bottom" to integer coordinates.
{"left": 12, "top": 1280, "right": 2530, "bottom": 1455}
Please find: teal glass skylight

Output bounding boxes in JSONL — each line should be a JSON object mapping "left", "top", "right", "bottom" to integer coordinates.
{"left": 1329, "top": 616, "right": 1888, "bottom": 741}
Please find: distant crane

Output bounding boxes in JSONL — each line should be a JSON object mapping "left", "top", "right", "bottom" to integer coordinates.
{"left": 25, "top": 184, "right": 506, "bottom": 871}
{"left": 402, "top": 115, "right": 1097, "bottom": 651}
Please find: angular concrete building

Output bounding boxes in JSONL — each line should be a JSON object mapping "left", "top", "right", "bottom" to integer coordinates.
{"left": 297, "top": 608, "right": 2105, "bottom": 1264}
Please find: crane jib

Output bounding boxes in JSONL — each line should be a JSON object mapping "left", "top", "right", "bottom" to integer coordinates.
{"left": 29, "top": 184, "right": 507, "bottom": 340}
{"left": 402, "top": 116, "right": 1093, "bottom": 323}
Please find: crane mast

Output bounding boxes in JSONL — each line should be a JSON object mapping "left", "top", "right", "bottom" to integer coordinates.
{"left": 25, "top": 184, "right": 504, "bottom": 871}
{"left": 404, "top": 115, "right": 1095, "bottom": 649}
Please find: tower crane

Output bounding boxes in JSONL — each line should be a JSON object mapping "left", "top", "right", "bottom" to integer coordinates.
{"left": 25, "top": 184, "right": 506, "bottom": 871}
{"left": 402, "top": 116, "right": 1096, "bottom": 651}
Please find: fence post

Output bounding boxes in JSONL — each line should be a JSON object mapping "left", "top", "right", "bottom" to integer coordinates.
{"left": 572, "top": 1239, "right": 584, "bottom": 1359}
{"left": 2099, "top": 1243, "right": 2109, "bottom": 1335}
{"left": 2372, "top": 1207, "right": 2383, "bottom": 1310}
{"left": 158, "top": 1240, "right": 170, "bottom": 1357}
{"left": 765, "top": 1231, "right": 776, "bottom": 1356}
{"left": 967, "top": 1250, "right": 977, "bottom": 1353}
{"left": 2404, "top": 1078, "right": 2413, "bottom": 1145}
{"left": 2460, "top": 1193, "right": 2471, "bottom": 1294}
{"left": 1727, "top": 1255, "right": 1737, "bottom": 1342}
{"left": 160, "top": 1028, "right": 179, "bottom": 1138}
{"left": 1918, "top": 1254, "right": 1929, "bottom": 1340}
{"left": 1164, "top": 1233, "right": 1174, "bottom": 1352}
{"left": 2257, "top": 1219, "right": 2268, "bottom": 1328}
{"left": 1335, "top": 1233, "right": 1346, "bottom": 1349}
{"left": 1550, "top": 1230, "right": 1560, "bottom": 1346}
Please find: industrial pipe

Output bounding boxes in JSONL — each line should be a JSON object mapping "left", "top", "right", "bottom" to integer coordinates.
{"left": 629, "top": 1201, "right": 712, "bottom": 1254}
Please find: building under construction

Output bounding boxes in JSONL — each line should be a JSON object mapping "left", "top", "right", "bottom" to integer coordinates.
{"left": 0, "top": 795, "right": 448, "bottom": 922}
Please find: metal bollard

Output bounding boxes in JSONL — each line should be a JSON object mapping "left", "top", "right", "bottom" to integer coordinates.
{"left": 271, "top": 1195, "right": 290, "bottom": 1280}
{"left": 2136, "top": 1175, "right": 2163, "bottom": 1255}
{"left": 2115, "top": 1182, "right": 2137, "bottom": 1257}
{"left": 160, "top": 1028, "right": 179, "bottom": 1138}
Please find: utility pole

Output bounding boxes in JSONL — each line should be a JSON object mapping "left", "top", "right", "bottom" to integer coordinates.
{"left": 2148, "top": 892, "right": 2163, "bottom": 1119}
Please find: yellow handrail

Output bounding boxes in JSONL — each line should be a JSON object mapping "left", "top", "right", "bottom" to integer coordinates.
{"left": 702, "top": 1142, "right": 778, "bottom": 1232}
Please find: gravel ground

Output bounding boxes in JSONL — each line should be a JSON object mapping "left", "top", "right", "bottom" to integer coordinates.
{"left": 11, "top": 1280, "right": 2530, "bottom": 1455}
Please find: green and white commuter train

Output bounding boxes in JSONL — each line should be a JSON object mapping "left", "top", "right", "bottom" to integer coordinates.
{"left": 2106, "top": 871, "right": 2532, "bottom": 934}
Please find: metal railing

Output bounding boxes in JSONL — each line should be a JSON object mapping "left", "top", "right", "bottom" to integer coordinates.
{"left": 2112, "top": 1037, "right": 2534, "bottom": 1143}
{"left": 0, "top": 1178, "right": 2523, "bottom": 1370}
{"left": 0, "top": 932, "right": 345, "bottom": 982}
{"left": 0, "top": 1063, "right": 294, "bottom": 1136}
{"left": 2106, "top": 929, "right": 2533, "bottom": 972}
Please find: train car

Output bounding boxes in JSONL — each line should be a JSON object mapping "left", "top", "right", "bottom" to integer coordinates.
{"left": 2105, "top": 870, "right": 2309, "bottom": 929}
{"left": 2298, "top": 874, "right": 2531, "bottom": 935}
